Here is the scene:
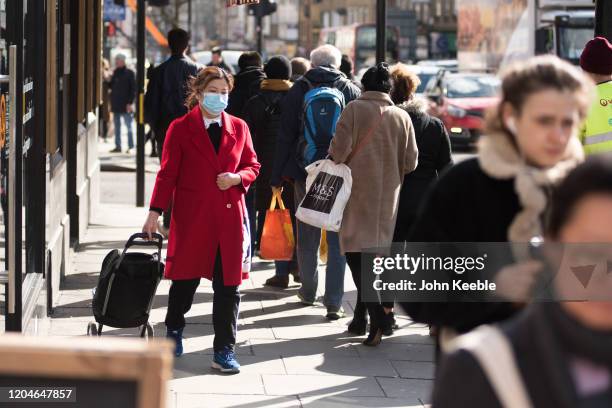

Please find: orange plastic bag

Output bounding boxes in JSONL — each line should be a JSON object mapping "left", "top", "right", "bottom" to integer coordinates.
{"left": 319, "top": 229, "right": 328, "bottom": 265}
{"left": 260, "top": 190, "right": 295, "bottom": 261}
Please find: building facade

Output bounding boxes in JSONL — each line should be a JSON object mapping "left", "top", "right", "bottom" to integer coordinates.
{"left": 1, "top": 0, "right": 102, "bottom": 334}
{"left": 298, "top": 0, "right": 457, "bottom": 61}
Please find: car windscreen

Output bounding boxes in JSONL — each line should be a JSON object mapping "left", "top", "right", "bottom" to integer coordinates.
{"left": 558, "top": 27, "right": 593, "bottom": 64}
{"left": 446, "top": 76, "right": 500, "bottom": 98}
{"left": 416, "top": 73, "right": 436, "bottom": 94}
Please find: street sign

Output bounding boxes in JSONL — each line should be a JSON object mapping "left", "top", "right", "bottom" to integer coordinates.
{"left": 227, "top": 0, "right": 259, "bottom": 7}
{"left": 103, "top": 0, "right": 126, "bottom": 22}
{"left": 436, "top": 35, "right": 449, "bottom": 52}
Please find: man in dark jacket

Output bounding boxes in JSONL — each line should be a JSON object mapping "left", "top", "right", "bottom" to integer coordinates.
{"left": 226, "top": 51, "right": 266, "bottom": 118}
{"left": 227, "top": 51, "right": 266, "bottom": 247}
{"left": 110, "top": 54, "right": 136, "bottom": 153}
{"left": 271, "top": 44, "right": 361, "bottom": 320}
{"left": 206, "top": 46, "right": 233, "bottom": 74}
{"left": 144, "top": 28, "right": 200, "bottom": 236}
{"left": 243, "top": 56, "right": 298, "bottom": 288}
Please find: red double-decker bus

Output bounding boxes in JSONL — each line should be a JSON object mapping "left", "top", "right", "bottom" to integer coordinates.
{"left": 319, "top": 24, "right": 400, "bottom": 72}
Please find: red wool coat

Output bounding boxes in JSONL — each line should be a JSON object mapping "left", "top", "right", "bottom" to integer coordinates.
{"left": 150, "top": 107, "right": 260, "bottom": 285}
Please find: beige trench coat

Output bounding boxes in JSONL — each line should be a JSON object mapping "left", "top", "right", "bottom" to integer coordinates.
{"left": 329, "top": 91, "right": 418, "bottom": 254}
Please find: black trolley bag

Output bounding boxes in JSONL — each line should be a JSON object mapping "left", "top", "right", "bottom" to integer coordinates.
{"left": 87, "top": 233, "right": 164, "bottom": 338}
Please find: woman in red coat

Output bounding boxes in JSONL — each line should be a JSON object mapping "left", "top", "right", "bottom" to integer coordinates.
{"left": 143, "top": 67, "right": 260, "bottom": 373}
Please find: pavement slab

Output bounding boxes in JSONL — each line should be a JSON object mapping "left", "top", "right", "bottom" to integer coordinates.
{"left": 44, "top": 163, "right": 436, "bottom": 407}
{"left": 262, "top": 374, "right": 385, "bottom": 397}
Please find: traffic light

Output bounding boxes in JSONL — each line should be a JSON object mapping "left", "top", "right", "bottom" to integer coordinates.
{"left": 247, "top": 0, "right": 277, "bottom": 17}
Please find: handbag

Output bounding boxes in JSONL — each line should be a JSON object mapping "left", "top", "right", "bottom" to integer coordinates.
{"left": 259, "top": 189, "right": 295, "bottom": 261}
{"left": 296, "top": 108, "right": 385, "bottom": 232}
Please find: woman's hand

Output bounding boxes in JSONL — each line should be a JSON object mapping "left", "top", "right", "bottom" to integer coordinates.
{"left": 143, "top": 211, "right": 160, "bottom": 240}
{"left": 216, "top": 172, "right": 241, "bottom": 191}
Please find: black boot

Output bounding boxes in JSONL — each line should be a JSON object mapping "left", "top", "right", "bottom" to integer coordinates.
{"left": 347, "top": 302, "right": 368, "bottom": 336}
{"left": 363, "top": 307, "right": 394, "bottom": 347}
{"left": 382, "top": 312, "right": 397, "bottom": 336}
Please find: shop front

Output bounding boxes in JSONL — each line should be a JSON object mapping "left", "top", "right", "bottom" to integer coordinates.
{"left": 0, "top": 0, "right": 102, "bottom": 333}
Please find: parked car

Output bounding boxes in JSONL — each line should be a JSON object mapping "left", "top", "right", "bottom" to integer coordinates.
{"left": 417, "top": 59, "right": 458, "bottom": 72}
{"left": 406, "top": 65, "right": 443, "bottom": 97}
{"left": 425, "top": 72, "right": 501, "bottom": 147}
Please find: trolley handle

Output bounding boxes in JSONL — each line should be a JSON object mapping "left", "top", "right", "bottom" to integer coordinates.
{"left": 114, "top": 233, "right": 164, "bottom": 273}
{"left": 125, "top": 232, "right": 164, "bottom": 250}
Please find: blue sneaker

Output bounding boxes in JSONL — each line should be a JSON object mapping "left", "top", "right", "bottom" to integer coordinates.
{"left": 212, "top": 350, "right": 240, "bottom": 374}
{"left": 166, "top": 328, "right": 184, "bottom": 357}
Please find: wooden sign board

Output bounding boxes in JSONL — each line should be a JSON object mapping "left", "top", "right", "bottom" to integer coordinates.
{"left": 0, "top": 334, "right": 173, "bottom": 408}
{"left": 226, "top": 0, "right": 259, "bottom": 7}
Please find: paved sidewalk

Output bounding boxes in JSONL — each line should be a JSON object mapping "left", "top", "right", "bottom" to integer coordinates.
{"left": 48, "top": 139, "right": 435, "bottom": 408}
{"left": 99, "top": 134, "right": 160, "bottom": 173}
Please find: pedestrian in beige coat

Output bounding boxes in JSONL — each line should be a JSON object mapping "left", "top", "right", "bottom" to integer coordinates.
{"left": 329, "top": 63, "right": 418, "bottom": 346}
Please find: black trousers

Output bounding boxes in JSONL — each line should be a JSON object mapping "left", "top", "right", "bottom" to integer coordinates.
{"left": 165, "top": 248, "right": 240, "bottom": 352}
{"left": 346, "top": 252, "right": 394, "bottom": 321}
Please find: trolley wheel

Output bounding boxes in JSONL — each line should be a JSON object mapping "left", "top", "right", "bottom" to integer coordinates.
{"left": 146, "top": 323, "right": 154, "bottom": 339}
{"left": 140, "top": 323, "right": 154, "bottom": 339}
{"left": 87, "top": 322, "right": 98, "bottom": 336}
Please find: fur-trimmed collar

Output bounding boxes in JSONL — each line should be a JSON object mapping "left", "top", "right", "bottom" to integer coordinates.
{"left": 477, "top": 131, "right": 584, "bottom": 242}
{"left": 397, "top": 97, "right": 428, "bottom": 115}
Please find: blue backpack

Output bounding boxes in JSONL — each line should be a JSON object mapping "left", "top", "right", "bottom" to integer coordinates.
{"left": 297, "top": 77, "right": 348, "bottom": 167}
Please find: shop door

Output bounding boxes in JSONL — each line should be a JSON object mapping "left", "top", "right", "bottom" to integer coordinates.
{"left": 1, "top": 0, "right": 47, "bottom": 333}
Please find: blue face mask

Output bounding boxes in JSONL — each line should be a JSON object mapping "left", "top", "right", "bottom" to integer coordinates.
{"left": 201, "top": 92, "right": 229, "bottom": 116}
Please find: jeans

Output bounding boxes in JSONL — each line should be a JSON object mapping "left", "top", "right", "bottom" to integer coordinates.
{"left": 294, "top": 179, "right": 346, "bottom": 308}
{"left": 165, "top": 248, "right": 240, "bottom": 352}
{"left": 113, "top": 112, "right": 134, "bottom": 150}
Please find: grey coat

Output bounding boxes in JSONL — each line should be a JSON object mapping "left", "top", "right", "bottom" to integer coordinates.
{"left": 329, "top": 91, "right": 418, "bottom": 254}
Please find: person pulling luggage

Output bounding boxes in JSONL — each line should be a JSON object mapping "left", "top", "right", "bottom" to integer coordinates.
{"left": 143, "top": 67, "right": 260, "bottom": 374}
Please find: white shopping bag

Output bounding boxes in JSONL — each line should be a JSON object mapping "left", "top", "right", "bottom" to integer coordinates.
{"left": 242, "top": 207, "right": 251, "bottom": 274}
{"left": 296, "top": 159, "right": 352, "bottom": 232}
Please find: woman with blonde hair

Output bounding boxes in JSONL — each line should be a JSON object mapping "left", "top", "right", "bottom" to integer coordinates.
{"left": 401, "top": 55, "right": 594, "bottom": 341}
{"left": 389, "top": 63, "right": 452, "bottom": 243}
{"left": 143, "top": 67, "right": 260, "bottom": 373}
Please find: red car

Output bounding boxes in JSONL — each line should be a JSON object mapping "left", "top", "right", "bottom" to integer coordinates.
{"left": 425, "top": 72, "right": 500, "bottom": 147}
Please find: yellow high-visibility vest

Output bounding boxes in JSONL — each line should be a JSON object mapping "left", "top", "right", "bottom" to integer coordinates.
{"left": 580, "top": 80, "right": 612, "bottom": 155}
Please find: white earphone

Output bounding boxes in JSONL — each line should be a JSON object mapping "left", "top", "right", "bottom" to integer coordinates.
{"left": 506, "top": 117, "right": 517, "bottom": 135}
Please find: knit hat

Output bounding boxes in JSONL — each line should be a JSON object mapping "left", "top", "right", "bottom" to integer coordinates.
{"left": 580, "top": 37, "right": 612, "bottom": 75}
{"left": 264, "top": 56, "right": 292, "bottom": 80}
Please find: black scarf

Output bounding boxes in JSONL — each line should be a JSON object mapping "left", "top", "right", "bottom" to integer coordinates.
{"left": 542, "top": 303, "right": 612, "bottom": 366}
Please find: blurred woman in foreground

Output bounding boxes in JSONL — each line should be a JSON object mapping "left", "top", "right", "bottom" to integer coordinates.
{"left": 433, "top": 156, "right": 612, "bottom": 407}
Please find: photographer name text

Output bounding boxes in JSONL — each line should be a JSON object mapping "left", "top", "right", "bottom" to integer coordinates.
{"left": 374, "top": 279, "right": 497, "bottom": 292}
